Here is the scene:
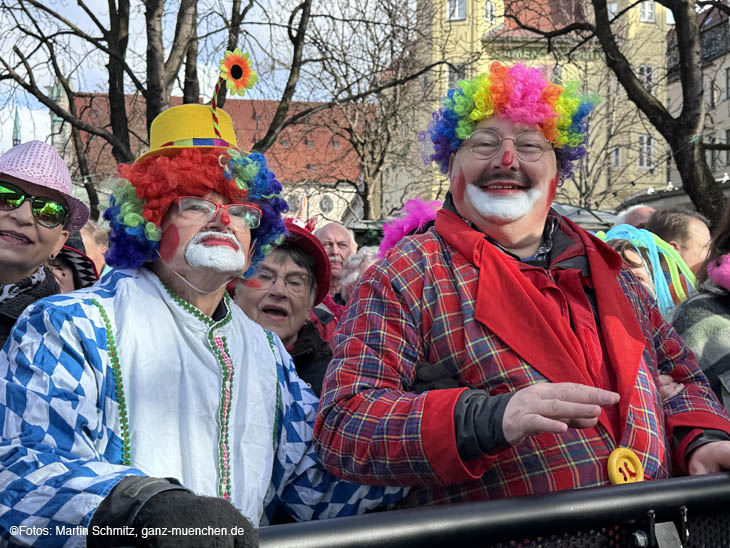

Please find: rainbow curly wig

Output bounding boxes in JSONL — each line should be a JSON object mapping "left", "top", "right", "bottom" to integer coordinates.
{"left": 420, "top": 62, "right": 598, "bottom": 182}
{"left": 104, "top": 147, "right": 288, "bottom": 276}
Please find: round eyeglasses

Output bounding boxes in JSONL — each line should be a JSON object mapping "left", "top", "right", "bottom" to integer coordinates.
{"left": 175, "top": 197, "right": 261, "bottom": 229}
{"left": 466, "top": 129, "right": 551, "bottom": 162}
{"left": 0, "top": 180, "right": 69, "bottom": 228}
{"left": 250, "top": 269, "right": 313, "bottom": 297}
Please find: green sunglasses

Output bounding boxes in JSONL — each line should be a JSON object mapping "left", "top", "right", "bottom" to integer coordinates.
{"left": 0, "top": 180, "right": 69, "bottom": 228}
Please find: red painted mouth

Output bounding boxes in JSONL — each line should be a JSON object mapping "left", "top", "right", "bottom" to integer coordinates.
{"left": 202, "top": 238, "right": 238, "bottom": 250}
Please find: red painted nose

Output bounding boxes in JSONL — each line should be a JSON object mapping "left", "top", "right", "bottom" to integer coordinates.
{"left": 501, "top": 149, "right": 514, "bottom": 167}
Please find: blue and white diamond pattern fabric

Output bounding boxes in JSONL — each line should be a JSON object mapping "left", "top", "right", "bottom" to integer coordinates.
{"left": 0, "top": 269, "right": 405, "bottom": 546}
{"left": 0, "top": 273, "right": 144, "bottom": 547}
{"left": 263, "top": 335, "right": 407, "bottom": 524}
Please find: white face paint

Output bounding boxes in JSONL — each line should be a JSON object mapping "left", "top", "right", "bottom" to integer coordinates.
{"left": 466, "top": 184, "right": 544, "bottom": 223}
{"left": 185, "top": 230, "right": 247, "bottom": 273}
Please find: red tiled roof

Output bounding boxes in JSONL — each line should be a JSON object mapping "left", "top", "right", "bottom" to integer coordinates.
{"left": 70, "top": 94, "right": 362, "bottom": 185}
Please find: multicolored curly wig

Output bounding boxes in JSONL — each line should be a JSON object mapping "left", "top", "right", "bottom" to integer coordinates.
{"left": 104, "top": 147, "right": 288, "bottom": 277}
{"left": 420, "top": 62, "right": 599, "bottom": 182}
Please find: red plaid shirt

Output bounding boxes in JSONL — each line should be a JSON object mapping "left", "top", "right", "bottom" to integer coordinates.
{"left": 314, "top": 213, "right": 730, "bottom": 508}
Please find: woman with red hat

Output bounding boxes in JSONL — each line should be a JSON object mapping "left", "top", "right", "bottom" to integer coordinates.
{"left": 233, "top": 218, "right": 332, "bottom": 396}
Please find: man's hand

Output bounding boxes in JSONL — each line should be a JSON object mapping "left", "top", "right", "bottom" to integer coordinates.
{"left": 657, "top": 374, "right": 684, "bottom": 402}
{"left": 688, "top": 441, "right": 730, "bottom": 475}
{"left": 502, "top": 382, "right": 620, "bottom": 446}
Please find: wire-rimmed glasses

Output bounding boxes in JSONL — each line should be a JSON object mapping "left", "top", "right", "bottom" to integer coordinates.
{"left": 466, "top": 129, "right": 551, "bottom": 162}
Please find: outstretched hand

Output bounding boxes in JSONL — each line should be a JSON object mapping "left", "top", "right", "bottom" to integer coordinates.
{"left": 502, "top": 382, "right": 620, "bottom": 446}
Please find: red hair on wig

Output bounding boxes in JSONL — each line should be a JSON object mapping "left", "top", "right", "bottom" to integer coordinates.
{"left": 118, "top": 147, "right": 249, "bottom": 226}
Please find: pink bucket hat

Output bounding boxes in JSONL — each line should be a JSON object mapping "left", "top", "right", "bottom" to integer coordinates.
{"left": 0, "top": 140, "right": 89, "bottom": 232}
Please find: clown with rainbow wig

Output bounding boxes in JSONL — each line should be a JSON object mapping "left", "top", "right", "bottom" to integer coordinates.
{"left": 0, "top": 52, "right": 405, "bottom": 548}
{"left": 315, "top": 62, "right": 730, "bottom": 509}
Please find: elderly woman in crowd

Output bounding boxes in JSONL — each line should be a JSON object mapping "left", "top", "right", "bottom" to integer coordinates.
{"left": 0, "top": 141, "right": 89, "bottom": 347}
{"left": 233, "top": 218, "right": 332, "bottom": 396}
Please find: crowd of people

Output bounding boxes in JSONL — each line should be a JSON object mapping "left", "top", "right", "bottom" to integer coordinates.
{"left": 2, "top": 60, "right": 730, "bottom": 548}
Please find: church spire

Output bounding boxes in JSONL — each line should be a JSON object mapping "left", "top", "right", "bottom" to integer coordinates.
{"left": 12, "top": 107, "right": 21, "bottom": 147}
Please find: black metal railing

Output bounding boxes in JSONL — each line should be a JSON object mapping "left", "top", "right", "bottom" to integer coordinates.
{"left": 259, "top": 473, "right": 730, "bottom": 548}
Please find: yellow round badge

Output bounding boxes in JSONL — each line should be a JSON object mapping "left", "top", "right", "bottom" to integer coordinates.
{"left": 608, "top": 448, "right": 645, "bottom": 485}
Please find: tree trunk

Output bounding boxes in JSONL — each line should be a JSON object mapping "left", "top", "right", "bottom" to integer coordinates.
{"left": 252, "top": 0, "right": 312, "bottom": 152}
{"left": 107, "top": 0, "right": 133, "bottom": 163}
{"left": 673, "top": 139, "right": 726, "bottom": 223}
{"left": 146, "top": 0, "right": 196, "bottom": 129}
{"left": 145, "top": 0, "right": 166, "bottom": 132}
{"left": 182, "top": 8, "right": 199, "bottom": 105}
{"left": 70, "top": 126, "right": 100, "bottom": 221}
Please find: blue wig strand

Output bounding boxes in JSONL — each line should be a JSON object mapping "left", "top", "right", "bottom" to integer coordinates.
{"left": 597, "top": 224, "right": 696, "bottom": 317}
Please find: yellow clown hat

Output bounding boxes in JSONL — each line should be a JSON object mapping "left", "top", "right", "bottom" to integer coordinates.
{"left": 135, "top": 103, "right": 239, "bottom": 164}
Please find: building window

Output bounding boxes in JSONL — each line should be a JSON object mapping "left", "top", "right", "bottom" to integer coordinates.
{"left": 607, "top": 2, "right": 618, "bottom": 20}
{"left": 726, "top": 67, "right": 730, "bottom": 102}
{"left": 306, "top": 138, "right": 314, "bottom": 148}
{"left": 448, "top": 0, "right": 465, "bottom": 21}
{"left": 319, "top": 195, "right": 334, "bottom": 213}
{"left": 332, "top": 137, "right": 341, "bottom": 149}
{"left": 639, "top": 1, "right": 655, "bottom": 22}
{"left": 610, "top": 147, "right": 621, "bottom": 169}
{"left": 709, "top": 79, "right": 717, "bottom": 108}
{"left": 726, "top": 129, "right": 730, "bottom": 165}
{"left": 638, "top": 65, "right": 654, "bottom": 94}
{"left": 280, "top": 138, "right": 289, "bottom": 148}
{"left": 638, "top": 134, "right": 654, "bottom": 169}
{"left": 485, "top": 1, "right": 496, "bottom": 24}
{"left": 448, "top": 63, "right": 466, "bottom": 90}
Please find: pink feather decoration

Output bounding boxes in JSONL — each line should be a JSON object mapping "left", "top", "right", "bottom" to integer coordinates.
{"left": 378, "top": 198, "right": 442, "bottom": 258}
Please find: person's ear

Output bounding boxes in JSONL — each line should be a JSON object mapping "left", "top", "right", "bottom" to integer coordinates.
{"left": 308, "top": 290, "right": 316, "bottom": 310}
{"left": 668, "top": 240, "right": 680, "bottom": 252}
{"left": 50, "top": 229, "right": 69, "bottom": 259}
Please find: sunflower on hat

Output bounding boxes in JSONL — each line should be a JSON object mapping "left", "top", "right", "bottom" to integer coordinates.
{"left": 220, "top": 49, "right": 258, "bottom": 97}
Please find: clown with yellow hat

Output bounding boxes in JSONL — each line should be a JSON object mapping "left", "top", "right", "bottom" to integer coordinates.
{"left": 0, "top": 50, "right": 406, "bottom": 548}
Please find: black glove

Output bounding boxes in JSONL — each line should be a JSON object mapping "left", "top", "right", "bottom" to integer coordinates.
{"left": 87, "top": 476, "right": 257, "bottom": 548}
{"left": 131, "top": 489, "right": 258, "bottom": 548}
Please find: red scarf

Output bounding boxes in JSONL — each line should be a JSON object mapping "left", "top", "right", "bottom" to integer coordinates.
{"left": 435, "top": 209, "right": 646, "bottom": 443}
